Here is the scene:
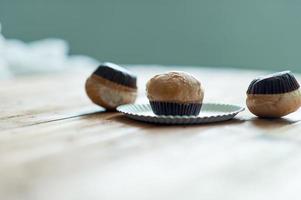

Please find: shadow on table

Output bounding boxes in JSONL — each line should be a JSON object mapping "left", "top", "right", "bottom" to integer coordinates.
{"left": 249, "top": 117, "right": 299, "bottom": 131}
{"left": 79, "top": 110, "right": 120, "bottom": 120}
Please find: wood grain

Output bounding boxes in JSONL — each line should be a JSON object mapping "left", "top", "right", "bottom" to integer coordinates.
{"left": 1, "top": 66, "right": 301, "bottom": 200}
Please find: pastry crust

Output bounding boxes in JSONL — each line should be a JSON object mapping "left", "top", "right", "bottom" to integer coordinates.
{"left": 85, "top": 75, "right": 137, "bottom": 110}
{"left": 146, "top": 71, "right": 204, "bottom": 103}
{"left": 246, "top": 89, "right": 301, "bottom": 117}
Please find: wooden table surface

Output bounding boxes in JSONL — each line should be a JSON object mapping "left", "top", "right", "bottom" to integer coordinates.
{"left": 1, "top": 66, "right": 301, "bottom": 200}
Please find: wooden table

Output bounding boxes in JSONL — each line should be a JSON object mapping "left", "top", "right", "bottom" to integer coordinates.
{"left": 1, "top": 66, "right": 301, "bottom": 200}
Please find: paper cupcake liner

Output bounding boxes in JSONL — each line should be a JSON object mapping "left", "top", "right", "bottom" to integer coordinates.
{"left": 149, "top": 101, "right": 202, "bottom": 116}
{"left": 247, "top": 71, "right": 300, "bottom": 94}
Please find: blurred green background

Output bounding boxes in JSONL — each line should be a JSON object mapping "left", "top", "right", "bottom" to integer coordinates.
{"left": 1, "top": 0, "right": 301, "bottom": 71}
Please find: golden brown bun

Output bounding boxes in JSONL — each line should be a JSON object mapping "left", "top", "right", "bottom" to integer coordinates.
{"left": 85, "top": 75, "right": 137, "bottom": 110}
{"left": 246, "top": 89, "right": 301, "bottom": 118}
{"left": 146, "top": 71, "right": 204, "bottom": 103}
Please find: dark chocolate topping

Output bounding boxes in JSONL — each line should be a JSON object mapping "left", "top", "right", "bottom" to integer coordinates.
{"left": 247, "top": 71, "right": 300, "bottom": 94}
{"left": 92, "top": 62, "right": 137, "bottom": 88}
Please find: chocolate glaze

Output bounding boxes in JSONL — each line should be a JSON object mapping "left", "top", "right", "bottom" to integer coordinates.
{"left": 93, "top": 62, "right": 137, "bottom": 88}
{"left": 247, "top": 71, "right": 300, "bottom": 94}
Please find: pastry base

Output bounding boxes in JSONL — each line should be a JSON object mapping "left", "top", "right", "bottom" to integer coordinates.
{"left": 146, "top": 71, "right": 204, "bottom": 103}
{"left": 246, "top": 89, "right": 301, "bottom": 118}
{"left": 85, "top": 75, "right": 137, "bottom": 110}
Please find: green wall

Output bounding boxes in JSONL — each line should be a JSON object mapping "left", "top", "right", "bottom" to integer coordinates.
{"left": 1, "top": 0, "right": 301, "bottom": 71}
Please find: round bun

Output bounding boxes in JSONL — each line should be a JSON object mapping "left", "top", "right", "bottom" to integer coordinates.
{"left": 247, "top": 90, "right": 301, "bottom": 118}
{"left": 146, "top": 71, "right": 204, "bottom": 116}
{"left": 146, "top": 71, "right": 204, "bottom": 103}
{"left": 246, "top": 71, "right": 301, "bottom": 118}
{"left": 85, "top": 63, "right": 137, "bottom": 110}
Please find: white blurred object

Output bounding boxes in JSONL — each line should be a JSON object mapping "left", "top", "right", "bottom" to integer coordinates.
{"left": 0, "top": 23, "right": 99, "bottom": 79}
{"left": 4, "top": 38, "right": 69, "bottom": 75}
{"left": 0, "top": 57, "right": 13, "bottom": 79}
{"left": 0, "top": 25, "right": 12, "bottom": 79}
{"left": 67, "top": 55, "right": 101, "bottom": 71}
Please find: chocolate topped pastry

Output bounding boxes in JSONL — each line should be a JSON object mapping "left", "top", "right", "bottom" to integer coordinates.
{"left": 85, "top": 62, "right": 137, "bottom": 110}
{"left": 247, "top": 71, "right": 300, "bottom": 94}
{"left": 146, "top": 71, "right": 204, "bottom": 116}
{"left": 246, "top": 71, "right": 301, "bottom": 118}
{"left": 93, "top": 62, "right": 137, "bottom": 88}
